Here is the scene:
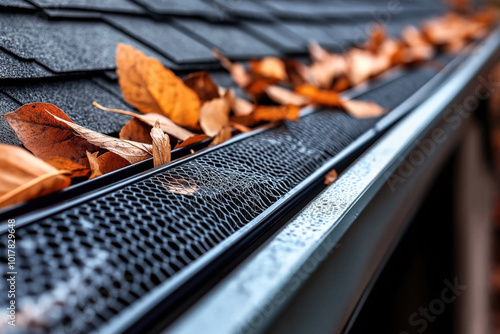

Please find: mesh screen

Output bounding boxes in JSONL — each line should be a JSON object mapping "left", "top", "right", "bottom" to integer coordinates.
{"left": 0, "top": 69, "right": 436, "bottom": 333}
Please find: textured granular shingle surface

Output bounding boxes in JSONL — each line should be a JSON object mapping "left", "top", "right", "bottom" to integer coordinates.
{"left": 0, "top": 92, "right": 21, "bottom": 145}
{"left": 30, "top": 0, "right": 145, "bottom": 13}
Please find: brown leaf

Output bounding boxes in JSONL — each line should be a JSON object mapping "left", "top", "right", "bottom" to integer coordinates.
{"left": 210, "top": 124, "right": 232, "bottom": 146}
{"left": 120, "top": 118, "right": 153, "bottom": 144}
{"left": 0, "top": 144, "right": 71, "bottom": 208}
{"left": 294, "top": 85, "right": 343, "bottom": 107}
{"left": 47, "top": 110, "right": 153, "bottom": 164}
{"left": 212, "top": 49, "right": 252, "bottom": 88}
{"left": 264, "top": 85, "right": 309, "bottom": 106}
{"left": 249, "top": 57, "right": 288, "bottom": 82}
{"left": 174, "top": 134, "right": 211, "bottom": 149}
{"left": 3, "top": 103, "right": 104, "bottom": 167}
{"left": 199, "top": 95, "right": 231, "bottom": 136}
{"left": 332, "top": 76, "right": 350, "bottom": 92}
{"left": 230, "top": 122, "right": 251, "bottom": 133}
{"left": 150, "top": 120, "right": 171, "bottom": 167}
{"left": 44, "top": 157, "right": 90, "bottom": 178}
{"left": 116, "top": 44, "right": 201, "bottom": 128}
{"left": 342, "top": 99, "right": 387, "bottom": 118}
{"left": 86, "top": 151, "right": 130, "bottom": 179}
{"left": 252, "top": 105, "right": 301, "bottom": 122}
{"left": 365, "top": 24, "right": 386, "bottom": 53}
{"left": 324, "top": 169, "right": 338, "bottom": 185}
{"left": 164, "top": 178, "right": 199, "bottom": 196}
{"left": 183, "top": 71, "right": 220, "bottom": 101}
{"left": 231, "top": 97, "right": 254, "bottom": 116}
{"left": 346, "top": 49, "right": 376, "bottom": 86}
{"left": 94, "top": 102, "right": 194, "bottom": 141}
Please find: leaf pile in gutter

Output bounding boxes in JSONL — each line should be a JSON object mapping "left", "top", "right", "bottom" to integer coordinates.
{"left": 0, "top": 6, "right": 497, "bottom": 209}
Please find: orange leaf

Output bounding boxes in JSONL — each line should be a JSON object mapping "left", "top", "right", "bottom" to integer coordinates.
{"left": 324, "top": 169, "right": 338, "bottom": 185}
{"left": 346, "top": 49, "right": 376, "bottom": 86}
{"left": 94, "top": 102, "right": 194, "bottom": 141}
{"left": 116, "top": 43, "right": 201, "bottom": 128}
{"left": 120, "top": 118, "right": 153, "bottom": 144}
{"left": 231, "top": 97, "right": 254, "bottom": 116}
{"left": 212, "top": 49, "right": 252, "bottom": 88}
{"left": 341, "top": 99, "right": 386, "bottom": 118}
{"left": 210, "top": 124, "right": 232, "bottom": 146}
{"left": 252, "top": 105, "right": 300, "bottom": 122}
{"left": 265, "top": 85, "right": 309, "bottom": 106}
{"left": 199, "top": 94, "right": 231, "bottom": 136}
{"left": 0, "top": 144, "right": 71, "bottom": 208}
{"left": 183, "top": 71, "right": 220, "bottom": 101}
{"left": 294, "top": 84, "right": 343, "bottom": 106}
{"left": 86, "top": 151, "right": 130, "bottom": 179}
{"left": 3, "top": 103, "right": 104, "bottom": 167}
{"left": 174, "top": 134, "right": 211, "bottom": 149}
{"left": 46, "top": 110, "right": 153, "bottom": 164}
{"left": 249, "top": 57, "right": 288, "bottom": 82}
{"left": 44, "top": 157, "right": 90, "bottom": 178}
{"left": 229, "top": 122, "right": 251, "bottom": 133}
{"left": 366, "top": 24, "right": 386, "bottom": 53}
{"left": 150, "top": 120, "right": 171, "bottom": 167}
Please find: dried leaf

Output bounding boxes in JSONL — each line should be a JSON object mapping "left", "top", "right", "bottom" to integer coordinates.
{"left": 174, "top": 134, "right": 211, "bottom": 149}
{"left": 346, "top": 49, "right": 376, "bottom": 86}
{"left": 0, "top": 144, "right": 71, "bottom": 208}
{"left": 210, "top": 124, "right": 232, "bottom": 146}
{"left": 116, "top": 44, "right": 200, "bottom": 128}
{"left": 3, "top": 103, "right": 104, "bottom": 167}
{"left": 47, "top": 110, "right": 153, "bottom": 164}
{"left": 332, "top": 76, "right": 350, "bottom": 92}
{"left": 232, "top": 97, "right": 254, "bottom": 116}
{"left": 120, "top": 118, "right": 153, "bottom": 144}
{"left": 342, "top": 99, "right": 386, "bottom": 118}
{"left": 44, "top": 157, "right": 90, "bottom": 178}
{"left": 94, "top": 102, "right": 194, "bottom": 141}
{"left": 183, "top": 71, "right": 220, "bottom": 101}
{"left": 365, "top": 24, "right": 386, "bottom": 53}
{"left": 212, "top": 49, "right": 252, "bottom": 88}
{"left": 252, "top": 105, "right": 301, "bottom": 122}
{"left": 295, "top": 85, "right": 343, "bottom": 107}
{"left": 308, "top": 42, "right": 333, "bottom": 63}
{"left": 150, "top": 120, "right": 171, "bottom": 167}
{"left": 165, "top": 179, "right": 199, "bottom": 196}
{"left": 324, "top": 169, "right": 338, "bottom": 185}
{"left": 86, "top": 151, "right": 130, "bottom": 179}
{"left": 265, "top": 85, "right": 309, "bottom": 106}
{"left": 249, "top": 57, "right": 288, "bottom": 82}
{"left": 230, "top": 122, "right": 251, "bottom": 133}
{"left": 199, "top": 95, "right": 231, "bottom": 136}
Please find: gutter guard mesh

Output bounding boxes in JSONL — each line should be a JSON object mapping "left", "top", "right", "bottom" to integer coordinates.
{"left": 0, "top": 69, "right": 436, "bottom": 334}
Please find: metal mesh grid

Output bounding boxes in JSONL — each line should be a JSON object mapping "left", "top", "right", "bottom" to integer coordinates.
{"left": 0, "top": 69, "right": 436, "bottom": 334}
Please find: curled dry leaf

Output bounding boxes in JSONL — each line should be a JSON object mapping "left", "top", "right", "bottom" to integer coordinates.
{"left": 264, "top": 85, "right": 309, "bottom": 106}
{"left": 120, "top": 118, "right": 153, "bottom": 144}
{"left": 308, "top": 41, "right": 332, "bottom": 63}
{"left": 252, "top": 105, "right": 301, "bottom": 122}
{"left": 116, "top": 44, "right": 200, "bottom": 128}
{"left": 0, "top": 144, "right": 71, "bottom": 208}
{"left": 212, "top": 49, "right": 252, "bottom": 88}
{"left": 294, "top": 84, "right": 343, "bottom": 107}
{"left": 93, "top": 102, "right": 194, "bottom": 141}
{"left": 3, "top": 103, "right": 103, "bottom": 167}
{"left": 44, "top": 157, "right": 90, "bottom": 178}
{"left": 183, "top": 71, "right": 220, "bottom": 101}
{"left": 174, "top": 134, "right": 211, "bottom": 149}
{"left": 150, "top": 120, "right": 171, "bottom": 167}
{"left": 342, "top": 99, "right": 387, "bottom": 118}
{"left": 210, "top": 124, "right": 232, "bottom": 146}
{"left": 47, "top": 110, "right": 153, "bottom": 164}
{"left": 324, "top": 169, "right": 338, "bottom": 185}
{"left": 199, "top": 94, "right": 231, "bottom": 136}
{"left": 86, "top": 151, "right": 130, "bottom": 179}
{"left": 229, "top": 122, "right": 252, "bottom": 133}
{"left": 346, "top": 49, "right": 376, "bottom": 86}
{"left": 249, "top": 57, "right": 288, "bottom": 82}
